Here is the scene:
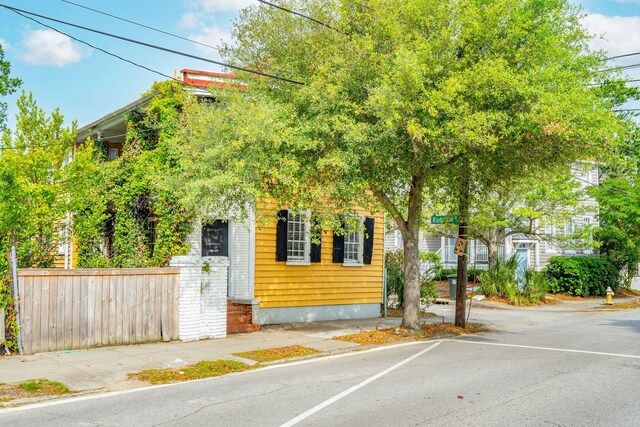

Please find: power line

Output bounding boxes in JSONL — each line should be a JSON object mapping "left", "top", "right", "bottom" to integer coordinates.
{"left": 589, "top": 78, "right": 640, "bottom": 86}
{"left": 257, "top": 0, "right": 342, "bottom": 33}
{"left": 60, "top": 0, "right": 223, "bottom": 53}
{"left": 600, "top": 62, "right": 640, "bottom": 73}
{"left": 60, "top": 0, "right": 292, "bottom": 77}
{"left": 8, "top": 8, "right": 185, "bottom": 86}
{"left": 0, "top": 3, "right": 304, "bottom": 85}
{"left": 607, "top": 51, "right": 640, "bottom": 61}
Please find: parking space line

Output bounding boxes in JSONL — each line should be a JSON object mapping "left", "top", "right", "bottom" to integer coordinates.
{"left": 449, "top": 339, "right": 640, "bottom": 359}
{"left": 280, "top": 340, "right": 442, "bottom": 427}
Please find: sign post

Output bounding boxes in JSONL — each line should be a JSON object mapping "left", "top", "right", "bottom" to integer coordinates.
{"left": 453, "top": 238, "right": 467, "bottom": 257}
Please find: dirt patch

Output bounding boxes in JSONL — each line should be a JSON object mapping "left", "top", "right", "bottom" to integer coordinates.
{"left": 615, "top": 288, "right": 640, "bottom": 298}
{"left": 602, "top": 298, "right": 640, "bottom": 310}
{"left": 0, "top": 379, "right": 72, "bottom": 403}
{"left": 422, "top": 322, "right": 487, "bottom": 337}
{"left": 385, "top": 308, "right": 437, "bottom": 318}
{"left": 233, "top": 345, "right": 319, "bottom": 362}
{"left": 335, "top": 322, "right": 487, "bottom": 345}
{"left": 546, "top": 293, "right": 601, "bottom": 301}
{"left": 130, "top": 360, "right": 253, "bottom": 385}
{"left": 335, "top": 329, "right": 413, "bottom": 345}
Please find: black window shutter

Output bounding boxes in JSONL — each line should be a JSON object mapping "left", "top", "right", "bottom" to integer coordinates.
{"left": 310, "top": 216, "right": 321, "bottom": 263}
{"left": 332, "top": 223, "right": 345, "bottom": 263}
{"left": 275, "top": 210, "right": 288, "bottom": 262}
{"left": 363, "top": 217, "right": 375, "bottom": 265}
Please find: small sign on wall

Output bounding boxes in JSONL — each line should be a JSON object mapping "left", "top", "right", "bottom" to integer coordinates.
{"left": 202, "top": 220, "right": 229, "bottom": 257}
{"left": 454, "top": 238, "right": 467, "bottom": 257}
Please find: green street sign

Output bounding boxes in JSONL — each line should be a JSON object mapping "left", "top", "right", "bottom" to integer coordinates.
{"left": 431, "top": 215, "right": 459, "bottom": 225}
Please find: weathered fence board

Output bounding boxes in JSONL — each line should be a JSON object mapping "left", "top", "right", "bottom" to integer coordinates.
{"left": 18, "top": 268, "right": 179, "bottom": 354}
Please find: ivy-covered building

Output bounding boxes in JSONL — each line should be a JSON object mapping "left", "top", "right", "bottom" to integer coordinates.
{"left": 69, "top": 69, "right": 385, "bottom": 332}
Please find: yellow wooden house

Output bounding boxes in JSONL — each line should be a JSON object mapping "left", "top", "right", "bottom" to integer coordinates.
{"left": 70, "top": 69, "right": 385, "bottom": 328}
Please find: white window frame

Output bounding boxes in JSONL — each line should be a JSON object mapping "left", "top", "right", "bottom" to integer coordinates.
{"left": 343, "top": 214, "right": 364, "bottom": 266}
{"left": 286, "top": 211, "right": 310, "bottom": 265}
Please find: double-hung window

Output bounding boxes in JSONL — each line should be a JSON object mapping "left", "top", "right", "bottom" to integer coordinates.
{"left": 286, "top": 211, "right": 310, "bottom": 264}
{"left": 343, "top": 215, "right": 364, "bottom": 265}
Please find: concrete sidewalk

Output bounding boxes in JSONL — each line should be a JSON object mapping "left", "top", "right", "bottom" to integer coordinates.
{"left": 1, "top": 295, "right": 637, "bottom": 396}
{"left": 0, "top": 317, "right": 402, "bottom": 393}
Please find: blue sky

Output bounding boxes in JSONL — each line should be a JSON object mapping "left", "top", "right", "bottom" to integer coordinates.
{"left": 0, "top": 0, "right": 638, "bottom": 130}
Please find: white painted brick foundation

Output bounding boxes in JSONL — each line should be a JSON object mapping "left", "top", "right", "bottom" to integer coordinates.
{"left": 170, "top": 255, "right": 228, "bottom": 341}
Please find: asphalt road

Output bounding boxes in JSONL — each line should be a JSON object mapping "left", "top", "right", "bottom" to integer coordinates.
{"left": 2, "top": 306, "right": 640, "bottom": 426}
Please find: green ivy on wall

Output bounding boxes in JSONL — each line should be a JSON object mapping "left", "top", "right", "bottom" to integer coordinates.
{"left": 71, "top": 81, "right": 195, "bottom": 268}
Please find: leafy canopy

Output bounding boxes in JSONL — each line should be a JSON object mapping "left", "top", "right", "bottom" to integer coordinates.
{"left": 183, "top": 0, "right": 629, "bottom": 228}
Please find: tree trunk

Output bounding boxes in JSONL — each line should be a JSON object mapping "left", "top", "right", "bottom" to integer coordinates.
{"left": 487, "top": 241, "right": 500, "bottom": 270}
{"left": 399, "top": 173, "right": 425, "bottom": 334}
{"left": 401, "top": 228, "right": 421, "bottom": 333}
{"left": 455, "top": 177, "right": 470, "bottom": 328}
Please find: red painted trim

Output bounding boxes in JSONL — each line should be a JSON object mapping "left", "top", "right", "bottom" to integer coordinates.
{"left": 180, "top": 69, "right": 247, "bottom": 90}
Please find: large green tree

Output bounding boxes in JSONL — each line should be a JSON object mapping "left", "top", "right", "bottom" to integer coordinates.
{"left": 0, "top": 45, "right": 21, "bottom": 130}
{"left": 0, "top": 91, "right": 75, "bottom": 268}
{"left": 182, "top": 0, "right": 630, "bottom": 332}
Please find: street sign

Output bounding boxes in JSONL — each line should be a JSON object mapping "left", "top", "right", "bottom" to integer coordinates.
{"left": 431, "top": 215, "right": 459, "bottom": 225}
{"left": 454, "top": 238, "right": 467, "bottom": 256}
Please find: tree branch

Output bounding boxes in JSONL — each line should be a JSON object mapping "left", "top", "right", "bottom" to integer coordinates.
{"left": 371, "top": 185, "right": 408, "bottom": 236}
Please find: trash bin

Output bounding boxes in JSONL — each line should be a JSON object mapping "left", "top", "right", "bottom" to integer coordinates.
{"left": 447, "top": 274, "right": 457, "bottom": 300}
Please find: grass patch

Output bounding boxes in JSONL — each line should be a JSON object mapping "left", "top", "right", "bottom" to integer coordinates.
{"left": 0, "top": 379, "right": 71, "bottom": 403}
{"left": 233, "top": 345, "right": 319, "bottom": 362}
{"left": 131, "top": 360, "right": 253, "bottom": 385}
{"left": 335, "top": 322, "right": 487, "bottom": 345}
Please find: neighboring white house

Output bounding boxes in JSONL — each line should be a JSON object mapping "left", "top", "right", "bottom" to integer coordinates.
{"left": 385, "top": 164, "right": 601, "bottom": 273}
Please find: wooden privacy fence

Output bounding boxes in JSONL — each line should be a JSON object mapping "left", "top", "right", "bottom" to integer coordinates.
{"left": 18, "top": 268, "right": 180, "bottom": 354}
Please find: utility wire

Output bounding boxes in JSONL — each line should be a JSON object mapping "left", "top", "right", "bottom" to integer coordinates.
{"left": 60, "top": 0, "right": 292, "bottom": 77}
{"left": 8, "top": 8, "right": 186, "bottom": 87}
{"left": 607, "top": 51, "right": 640, "bottom": 60}
{"left": 0, "top": 3, "right": 304, "bottom": 85}
{"left": 257, "top": 0, "right": 342, "bottom": 33}
{"left": 60, "top": 0, "right": 223, "bottom": 52}
{"left": 600, "top": 62, "right": 640, "bottom": 73}
{"left": 589, "top": 78, "right": 640, "bottom": 86}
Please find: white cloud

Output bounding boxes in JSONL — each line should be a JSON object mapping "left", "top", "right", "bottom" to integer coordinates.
{"left": 0, "top": 38, "right": 10, "bottom": 51}
{"left": 179, "top": 0, "right": 246, "bottom": 53}
{"left": 189, "top": 25, "right": 232, "bottom": 50}
{"left": 18, "top": 29, "right": 91, "bottom": 67}
{"left": 179, "top": 12, "right": 203, "bottom": 29}
{"left": 582, "top": 13, "right": 640, "bottom": 58}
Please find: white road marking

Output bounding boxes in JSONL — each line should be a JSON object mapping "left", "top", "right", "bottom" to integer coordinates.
{"left": 0, "top": 339, "right": 433, "bottom": 415}
{"left": 280, "top": 341, "right": 443, "bottom": 427}
{"left": 449, "top": 339, "right": 640, "bottom": 359}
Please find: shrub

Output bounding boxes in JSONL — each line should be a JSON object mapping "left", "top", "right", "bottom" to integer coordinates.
{"left": 385, "top": 249, "right": 440, "bottom": 307}
{"left": 545, "top": 256, "right": 619, "bottom": 297}
{"left": 478, "top": 256, "right": 519, "bottom": 302}
{"left": 522, "top": 270, "right": 549, "bottom": 304}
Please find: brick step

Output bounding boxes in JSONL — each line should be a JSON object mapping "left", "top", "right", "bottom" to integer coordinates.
{"left": 227, "top": 323, "right": 260, "bottom": 334}
{"left": 227, "top": 315, "right": 253, "bottom": 325}
{"left": 227, "top": 309, "right": 252, "bottom": 315}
